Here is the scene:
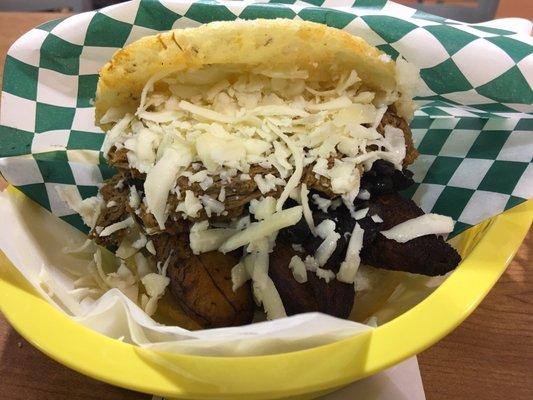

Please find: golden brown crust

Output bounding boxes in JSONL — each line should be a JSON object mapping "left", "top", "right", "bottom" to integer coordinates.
{"left": 95, "top": 19, "right": 398, "bottom": 127}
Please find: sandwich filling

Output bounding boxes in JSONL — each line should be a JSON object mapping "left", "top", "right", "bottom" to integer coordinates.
{"left": 82, "top": 61, "right": 452, "bottom": 322}
{"left": 100, "top": 62, "right": 417, "bottom": 228}
{"left": 58, "top": 20, "right": 460, "bottom": 327}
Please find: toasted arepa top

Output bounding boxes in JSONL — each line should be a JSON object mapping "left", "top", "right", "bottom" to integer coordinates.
{"left": 95, "top": 19, "right": 415, "bottom": 127}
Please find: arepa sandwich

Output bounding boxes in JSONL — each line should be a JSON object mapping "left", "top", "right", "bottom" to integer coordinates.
{"left": 62, "top": 19, "right": 460, "bottom": 328}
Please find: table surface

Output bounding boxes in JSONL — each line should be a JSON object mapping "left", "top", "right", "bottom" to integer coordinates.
{"left": 0, "top": 10, "right": 531, "bottom": 400}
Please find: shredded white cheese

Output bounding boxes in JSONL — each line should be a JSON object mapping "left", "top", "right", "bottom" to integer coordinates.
{"left": 129, "top": 186, "right": 141, "bottom": 209}
{"left": 249, "top": 197, "right": 277, "bottom": 220}
{"left": 56, "top": 186, "right": 103, "bottom": 229}
{"left": 244, "top": 239, "right": 287, "bottom": 319}
{"left": 219, "top": 206, "right": 303, "bottom": 253}
{"left": 315, "top": 230, "right": 341, "bottom": 266}
{"left": 137, "top": 69, "right": 172, "bottom": 115}
{"left": 102, "top": 67, "right": 417, "bottom": 234}
{"left": 200, "top": 195, "right": 225, "bottom": 217}
{"left": 342, "top": 188, "right": 360, "bottom": 220}
{"left": 146, "top": 240, "right": 156, "bottom": 255}
{"left": 190, "top": 227, "right": 236, "bottom": 255}
{"left": 266, "top": 122, "right": 304, "bottom": 212}
{"left": 231, "top": 262, "right": 250, "bottom": 291}
{"left": 254, "top": 174, "right": 285, "bottom": 194}
{"left": 191, "top": 220, "right": 209, "bottom": 232}
{"left": 337, "top": 223, "right": 364, "bottom": 284}
{"left": 353, "top": 207, "right": 369, "bottom": 220}
{"left": 371, "top": 214, "right": 383, "bottom": 223}
{"left": 304, "top": 256, "right": 335, "bottom": 283}
{"left": 179, "top": 100, "right": 234, "bottom": 123}
{"left": 315, "top": 219, "right": 336, "bottom": 239}
{"left": 196, "top": 132, "right": 246, "bottom": 172}
{"left": 176, "top": 190, "right": 203, "bottom": 218}
{"left": 254, "top": 276, "right": 287, "bottom": 319}
{"left": 288, "top": 255, "right": 307, "bottom": 283}
{"left": 300, "top": 184, "right": 315, "bottom": 234}
{"left": 395, "top": 56, "right": 420, "bottom": 121}
{"left": 306, "top": 96, "right": 352, "bottom": 111}
{"left": 382, "top": 125, "right": 406, "bottom": 170}
{"left": 381, "top": 214, "right": 454, "bottom": 243}
{"left": 145, "top": 146, "right": 192, "bottom": 228}
{"left": 96, "top": 63, "right": 421, "bottom": 320}
{"left": 315, "top": 267, "right": 336, "bottom": 282}
{"left": 141, "top": 273, "right": 170, "bottom": 316}
{"left": 101, "top": 113, "right": 133, "bottom": 156}
{"left": 98, "top": 216, "right": 134, "bottom": 237}
{"left": 312, "top": 194, "right": 332, "bottom": 213}
{"left": 218, "top": 187, "right": 226, "bottom": 202}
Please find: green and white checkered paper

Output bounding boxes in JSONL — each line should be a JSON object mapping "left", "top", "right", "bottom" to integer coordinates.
{"left": 0, "top": 0, "right": 532, "bottom": 237}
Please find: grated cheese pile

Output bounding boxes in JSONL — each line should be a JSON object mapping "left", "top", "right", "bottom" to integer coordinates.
{"left": 381, "top": 214, "right": 454, "bottom": 243}
{"left": 101, "top": 66, "right": 409, "bottom": 229}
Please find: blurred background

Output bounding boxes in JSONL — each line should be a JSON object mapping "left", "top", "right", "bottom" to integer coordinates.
{"left": 397, "top": 0, "right": 532, "bottom": 21}
{"left": 0, "top": 0, "right": 531, "bottom": 22}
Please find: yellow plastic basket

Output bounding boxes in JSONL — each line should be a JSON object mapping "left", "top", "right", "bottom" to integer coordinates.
{"left": 0, "top": 189, "right": 531, "bottom": 400}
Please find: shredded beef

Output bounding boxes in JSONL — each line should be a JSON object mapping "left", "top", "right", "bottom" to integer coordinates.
{"left": 90, "top": 175, "right": 131, "bottom": 246}
{"left": 97, "top": 108, "right": 417, "bottom": 236}
{"left": 105, "top": 154, "right": 335, "bottom": 230}
{"left": 377, "top": 109, "right": 418, "bottom": 166}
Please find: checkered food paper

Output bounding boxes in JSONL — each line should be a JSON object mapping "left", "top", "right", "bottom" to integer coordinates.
{"left": 0, "top": 0, "right": 532, "bottom": 237}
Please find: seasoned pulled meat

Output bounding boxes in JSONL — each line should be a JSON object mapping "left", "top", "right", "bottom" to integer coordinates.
{"left": 106, "top": 151, "right": 335, "bottom": 228}
{"left": 377, "top": 109, "right": 418, "bottom": 166}
{"left": 91, "top": 175, "right": 131, "bottom": 246}
{"left": 95, "top": 158, "right": 459, "bottom": 280}
{"left": 91, "top": 174, "right": 191, "bottom": 245}
{"left": 107, "top": 147, "right": 132, "bottom": 172}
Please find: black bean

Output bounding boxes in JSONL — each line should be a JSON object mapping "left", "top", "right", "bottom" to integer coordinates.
{"left": 392, "top": 169, "right": 414, "bottom": 192}
{"left": 277, "top": 217, "right": 311, "bottom": 245}
{"left": 360, "top": 160, "right": 414, "bottom": 197}
{"left": 372, "top": 160, "right": 396, "bottom": 176}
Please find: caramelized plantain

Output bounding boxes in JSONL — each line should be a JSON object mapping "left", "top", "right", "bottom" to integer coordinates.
{"left": 360, "top": 194, "right": 461, "bottom": 276}
{"left": 269, "top": 243, "right": 354, "bottom": 318}
{"left": 153, "top": 234, "right": 255, "bottom": 328}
